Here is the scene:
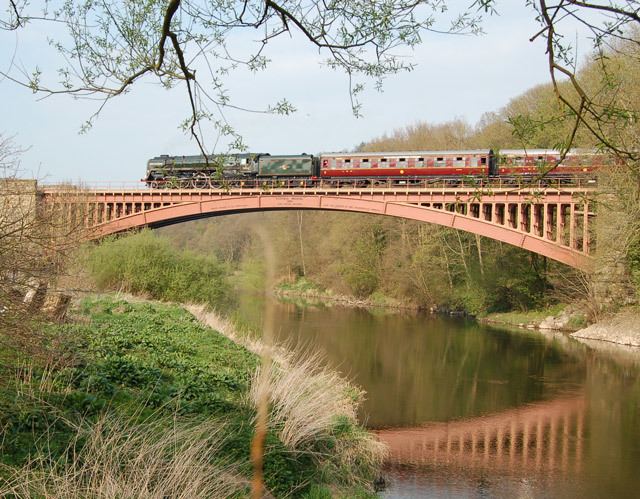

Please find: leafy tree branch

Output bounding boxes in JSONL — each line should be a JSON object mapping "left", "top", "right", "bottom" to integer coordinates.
{"left": 0, "top": 0, "right": 484, "bottom": 154}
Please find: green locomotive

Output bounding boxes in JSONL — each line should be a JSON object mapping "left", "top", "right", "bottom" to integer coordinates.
{"left": 144, "top": 153, "right": 316, "bottom": 188}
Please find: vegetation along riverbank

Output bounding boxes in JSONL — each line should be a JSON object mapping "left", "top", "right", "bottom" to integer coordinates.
{"left": 0, "top": 295, "right": 385, "bottom": 497}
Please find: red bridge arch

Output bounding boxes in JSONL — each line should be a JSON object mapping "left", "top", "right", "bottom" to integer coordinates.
{"left": 41, "top": 183, "right": 596, "bottom": 270}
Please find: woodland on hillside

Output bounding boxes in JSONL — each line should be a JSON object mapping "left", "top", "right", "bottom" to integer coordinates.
{"left": 161, "top": 37, "right": 640, "bottom": 317}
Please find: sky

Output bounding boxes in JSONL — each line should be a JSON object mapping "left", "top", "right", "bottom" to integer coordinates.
{"left": 0, "top": 1, "right": 595, "bottom": 184}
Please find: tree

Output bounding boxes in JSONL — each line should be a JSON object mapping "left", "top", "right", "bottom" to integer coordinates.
{"left": 0, "top": 0, "right": 484, "bottom": 155}
{"left": 0, "top": 134, "right": 81, "bottom": 358}
{"left": 476, "top": 1, "right": 640, "bottom": 164}
{"left": 3, "top": 1, "right": 639, "bottom": 161}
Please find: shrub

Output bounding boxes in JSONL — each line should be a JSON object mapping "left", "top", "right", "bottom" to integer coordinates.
{"left": 84, "top": 230, "right": 230, "bottom": 306}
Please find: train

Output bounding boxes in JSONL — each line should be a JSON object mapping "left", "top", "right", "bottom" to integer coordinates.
{"left": 143, "top": 149, "right": 603, "bottom": 188}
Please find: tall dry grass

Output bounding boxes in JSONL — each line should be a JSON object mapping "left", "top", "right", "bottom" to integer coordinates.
{"left": 250, "top": 353, "right": 359, "bottom": 449}
{"left": 250, "top": 352, "right": 387, "bottom": 485}
{"left": 0, "top": 413, "right": 245, "bottom": 498}
{"left": 187, "top": 303, "right": 288, "bottom": 363}
{"left": 188, "top": 305, "right": 387, "bottom": 486}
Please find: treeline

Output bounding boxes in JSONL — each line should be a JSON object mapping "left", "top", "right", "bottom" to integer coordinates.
{"left": 160, "top": 212, "right": 565, "bottom": 315}
{"left": 361, "top": 32, "right": 640, "bottom": 154}
{"left": 160, "top": 38, "right": 640, "bottom": 315}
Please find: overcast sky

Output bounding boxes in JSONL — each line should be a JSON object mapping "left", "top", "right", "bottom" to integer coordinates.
{"left": 0, "top": 1, "right": 593, "bottom": 184}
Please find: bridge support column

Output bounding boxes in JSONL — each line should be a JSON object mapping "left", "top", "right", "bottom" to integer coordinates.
{"left": 557, "top": 204, "right": 565, "bottom": 244}
{"left": 520, "top": 204, "right": 528, "bottom": 233}
{"left": 583, "top": 201, "right": 590, "bottom": 253}
{"left": 569, "top": 204, "right": 576, "bottom": 249}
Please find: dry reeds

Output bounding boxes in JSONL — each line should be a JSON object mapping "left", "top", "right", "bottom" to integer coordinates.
{"left": 187, "top": 305, "right": 387, "bottom": 487}
{"left": 0, "top": 414, "right": 246, "bottom": 498}
{"left": 250, "top": 353, "right": 358, "bottom": 449}
{"left": 249, "top": 352, "right": 387, "bottom": 482}
{"left": 187, "top": 303, "right": 289, "bottom": 364}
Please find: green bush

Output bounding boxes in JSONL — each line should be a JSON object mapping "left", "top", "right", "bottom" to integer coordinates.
{"left": 85, "top": 230, "right": 230, "bottom": 306}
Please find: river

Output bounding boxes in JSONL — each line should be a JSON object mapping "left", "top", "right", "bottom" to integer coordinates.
{"left": 228, "top": 293, "right": 640, "bottom": 498}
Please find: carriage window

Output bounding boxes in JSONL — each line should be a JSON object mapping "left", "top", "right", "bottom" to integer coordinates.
{"left": 454, "top": 156, "right": 465, "bottom": 167}
{"left": 435, "top": 157, "right": 446, "bottom": 167}
{"left": 362, "top": 158, "right": 369, "bottom": 163}
{"left": 399, "top": 157, "right": 406, "bottom": 162}
{"left": 418, "top": 157, "right": 425, "bottom": 162}
{"left": 345, "top": 159, "right": 351, "bottom": 163}
{"left": 480, "top": 157, "right": 487, "bottom": 165}
{"left": 515, "top": 156, "right": 525, "bottom": 166}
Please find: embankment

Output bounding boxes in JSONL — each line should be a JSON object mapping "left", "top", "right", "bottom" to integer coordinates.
{"left": 0, "top": 295, "right": 384, "bottom": 498}
{"left": 572, "top": 309, "right": 640, "bottom": 347}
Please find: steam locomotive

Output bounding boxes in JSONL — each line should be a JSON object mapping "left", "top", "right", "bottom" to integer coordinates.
{"left": 144, "top": 149, "right": 602, "bottom": 188}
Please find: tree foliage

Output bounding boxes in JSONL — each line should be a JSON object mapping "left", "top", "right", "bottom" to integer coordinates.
{"left": 474, "top": 1, "right": 640, "bottom": 162}
{"left": 0, "top": 0, "right": 483, "bottom": 152}
{"left": 84, "top": 229, "right": 231, "bottom": 306}
{"left": 3, "top": 1, "right": 640, "bottom": 159}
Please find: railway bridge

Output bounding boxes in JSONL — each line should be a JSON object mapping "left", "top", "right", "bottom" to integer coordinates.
{"left": 38, "top": 178, "right": 597, "bottom": 269}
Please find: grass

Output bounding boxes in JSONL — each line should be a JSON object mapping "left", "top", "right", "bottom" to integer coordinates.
{"left": 276, "top": 277, "right": 412, "bottom": 311}
{"left": 1, "top": 414, "right": 245, "bottom": 498}
{"left": 0, "top": 296, "right": 384, "bottom": 497}
{"left": 277, "top": 277, "right": 324, "bottom": 294}
{"left": 189, "top": 305, "right": 387, "bottom": 493}
{"left": 481, "top": 303, "right": 566, "bottom": 327}
{"left": 567, "top": 313, "right": 588, "bottom": 329}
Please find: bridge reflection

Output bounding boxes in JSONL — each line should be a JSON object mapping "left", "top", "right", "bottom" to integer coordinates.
{"left": 376, "top": 394, "right": 585, "bottom": 473}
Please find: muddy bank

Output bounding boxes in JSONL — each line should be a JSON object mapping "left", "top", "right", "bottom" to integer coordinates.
{"left": 572, "top": 309, "right": 640, "bottom": 347}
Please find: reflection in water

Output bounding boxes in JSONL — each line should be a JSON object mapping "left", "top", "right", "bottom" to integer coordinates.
{"left": 377, "top": 395, "right": 585, "bottom": 474}
{"left": 229, "top": 294, "right": 586, "bottom": 427}
{"left": 227, "top": 293, "right": 640, "bottom": 498}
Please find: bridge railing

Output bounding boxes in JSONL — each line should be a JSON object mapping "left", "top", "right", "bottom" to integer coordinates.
{"left": 40, "top": 175, "right": 598, "bottom": 192}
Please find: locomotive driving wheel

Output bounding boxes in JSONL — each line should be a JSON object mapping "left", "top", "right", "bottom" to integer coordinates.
{"left": 193, "top": 173, "right": 209, "bottom": 189}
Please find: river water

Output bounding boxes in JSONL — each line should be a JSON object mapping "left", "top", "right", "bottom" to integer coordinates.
{"left": 229, "top": 294, "right": 640, "bottom": 498}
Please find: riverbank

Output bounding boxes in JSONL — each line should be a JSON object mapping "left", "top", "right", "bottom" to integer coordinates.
{"left": 0, "top": 294, "right": 384, "bottom": 498}
{"left": 276, "top": 278, "right": 420, "bottom": 310}
{"left": 572, "top": 308, "right": 640, "bottom": 347}
{"left": 276, "top": 279, "right": 592, "bottom": 331}
{"left": 478, "top": 305, "right": 587, "bottom": 332}
{"left": 280, "top": 277, "right": 639, "bottom": 348}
